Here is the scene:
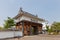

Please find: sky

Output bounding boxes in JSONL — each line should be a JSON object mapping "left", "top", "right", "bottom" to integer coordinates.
{"left": 0, "top": 0, "right": 60, "bottom": 26}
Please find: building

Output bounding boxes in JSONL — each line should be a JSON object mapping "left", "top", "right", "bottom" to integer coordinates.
{"left": 13, "top": 8, "right": 46, "bottom": 36}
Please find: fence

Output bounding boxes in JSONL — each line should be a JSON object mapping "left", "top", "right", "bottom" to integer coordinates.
{"left": 0, "top": 31, "right": 23, "bottom": 39}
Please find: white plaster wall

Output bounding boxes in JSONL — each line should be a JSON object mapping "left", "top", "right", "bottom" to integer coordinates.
{"left": 19, "top": 16, "right": 39, "bottom": 23}
{"left": 15, "top": 16, "right": 44, "bottom": 24}
{"left": 20, "top": 16, "right": 31, "bottom": 21}
{"left": 0, "top": 31, "right": 23, "bottom": 39}
{"left": 14, "top": 31, "right": 23, "bottom": 37}
{"left": 15, "top": 16, "right": 31, "bottom": 23}
{"left": 38, "top": 21, "right": 43, "bottom": 23}
{"left": 42, "top": 23, "right": 46, "bottom": 30}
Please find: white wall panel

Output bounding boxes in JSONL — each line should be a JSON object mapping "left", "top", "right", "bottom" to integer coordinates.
{"left": 0, "top": 31, "right": 23, "bottom": 39}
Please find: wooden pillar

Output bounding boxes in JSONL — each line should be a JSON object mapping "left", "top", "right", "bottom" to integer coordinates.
{"left": 38, "top": 25, "right": 42, "bottom": 34}
{"left": 19, "top": 25, "right": 22, "bottom": 31}
{"left": 26, "top": 25, "right": 29, "bottom": 35}
{"left": 21, "top": 21, "right": 24, "bottom": 36}
{"left": 16, "top": 26, "right": 19, "bottom": 30}
{"left": 24, "top": 24, "right": 31, "bottom": 35}
{"left": 30, "top": 24, "right": 32, "bottom": 35}
{"left": 24, "top": 24, "right": 28, "bottom": 35}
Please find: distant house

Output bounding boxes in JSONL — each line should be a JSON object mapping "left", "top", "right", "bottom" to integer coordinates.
{"left": 13, "top": 8, "right": 46, "bottom": 36}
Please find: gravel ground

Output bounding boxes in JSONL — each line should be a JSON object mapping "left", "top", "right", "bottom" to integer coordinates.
{"left": 3, "top": 34, "right": 60, "bottom": 40}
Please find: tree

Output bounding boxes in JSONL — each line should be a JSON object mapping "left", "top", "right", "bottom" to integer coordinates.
{"left": 46, "top": 22, "right": 60, "bottom": 34}
{"left": 51, "top": 22, "right": 60, "bottom": 30}
{"left": 4, "top": 17, "right": 15, "bottom": 29}
{"left": 46, "top": 25, "right": 52, "bottom": 34}
{"left": 46, "top": 25, "right": 49, "bottom": 31}
{"left": 0, "top": 27, "right": 3, "bottom": 30}
{"left": 51, "top": 22, "right": 60, "bottom": 34}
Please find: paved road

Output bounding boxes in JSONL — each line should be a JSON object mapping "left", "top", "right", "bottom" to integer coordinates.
{"left": 4, "top": 34, "right": 60, "bottom": 40}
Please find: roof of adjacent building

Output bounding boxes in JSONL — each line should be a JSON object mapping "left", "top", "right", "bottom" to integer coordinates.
{"left": 13, "top": 8, "right": 46, "bottom": 22}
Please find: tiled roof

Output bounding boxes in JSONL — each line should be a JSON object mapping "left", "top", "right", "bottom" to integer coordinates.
{"left": 13, "top": 8, "right": 37, "bottom": 19}
{"left": 13, "top": 8, "right": 46, "bottom": 22}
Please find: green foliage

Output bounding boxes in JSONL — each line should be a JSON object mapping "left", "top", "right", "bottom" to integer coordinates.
{"left": 48, "top": 22, "right": 60, "bottom": 34}
{"left": 0, "top": 27, "right": 3, "bottom": 30}
{"left": 0, "top": 27, "right": 6, "bottom": 30}
{"left": 51, "top": 22, "right": 60, "bottom": 31}
{"left": 46, "top": 25, "right": 49, "bottom": 31}
{"left": 51, "top": 22, "right": 60, "bottom": 34}
{"left": 46, "top": 25, "right": 52, "bottom": 34}
{"left": 4, "top": 17, "right": 15, "bottom": 29}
